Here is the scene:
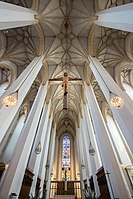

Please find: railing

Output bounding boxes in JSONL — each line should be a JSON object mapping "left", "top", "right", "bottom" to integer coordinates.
{"left": 50, "top": 180, "right": 81, "bottom": 199}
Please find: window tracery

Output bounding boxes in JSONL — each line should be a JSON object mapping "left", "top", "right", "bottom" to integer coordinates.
{"left": 62, "top": 135, "right": 71, "bottom": 180}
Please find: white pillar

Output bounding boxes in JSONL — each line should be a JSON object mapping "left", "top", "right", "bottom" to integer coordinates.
{"left": 88, "top": 56, "right": 133, "bottom": 154}
{"left": 83, "top": 106, "right": 101, "bottom": 197}
{"left": 84, "top": 105, "right": 102, "bottom": 170}
{"left": 85, "top": 84, "right": 129, "bottom": 199}
{"left": 70, "top": 137, "right": 75, "bottom": 180}
{"left": 52, "top": 137, "right": 59, "bottom": 180}
{"left": 57, "top": 136, "right": 62, "bottom": 180}
{"left": 75, "top": 128, "right": 84, "bottom": 197}
{"left": 90, "top": 155, "right": 101, "bottom": 197}
{"left": 0, "top": 84, "right": 48, "bottom": 199}
{"left": 75, "top": 129, "right": 82, "bottom": 179}
{"left": 80, "top": 118, "right": 91, "bottom": 177}
{"left": 76, "top": 127, "right": 86, "bottom": 198}
{"left": 95, "top": 3, "right": 133, "bottom": 32}
{"left": 45, "top": 126, "right": 56, "bottom": 199}
{"left": 0, "top": 111, "right": 18, "bottom": 158}
{"left": 28, "top": 101, "right": 51, "bottom": 197}
{"left": 77, "top": 125, "right": 86, "bottom": 181}
{"left": 38, "top": 118, "right": 53, "bottom": 198}
{"left": 74, "top": 138, "right": 80, "bottom": 180}
{"left": 0, "top": 1, "right": 38, "bottom": 30}
{"left": 1, "top": 114, "right": 25, "bottom": 163}
{"left": 0, "top": 55, "right": 44, "bottom": 144}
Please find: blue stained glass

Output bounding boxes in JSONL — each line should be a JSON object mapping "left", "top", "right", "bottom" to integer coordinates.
{"left": 62, "top": 135, "right": 70, "bottom": 170}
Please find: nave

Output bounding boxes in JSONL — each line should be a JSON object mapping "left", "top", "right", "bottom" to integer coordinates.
{"left": 0, "top": 0, "right": 133, "bottom": 199}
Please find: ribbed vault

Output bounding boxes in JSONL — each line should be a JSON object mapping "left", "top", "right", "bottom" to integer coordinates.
{"left": 35, "top": 0, "right": 95, "bottom": 135}
{"left": 1, "top": 0, "right": 133, "bottom": 136}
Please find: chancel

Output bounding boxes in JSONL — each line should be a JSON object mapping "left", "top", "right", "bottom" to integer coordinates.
{"left": 0, "top": 0, "right": 133, "bottom": 199}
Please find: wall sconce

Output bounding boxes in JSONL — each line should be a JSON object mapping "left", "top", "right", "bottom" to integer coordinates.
{"left": 9, "top": 193, "right": 17, "bottom": 198}
{"left": 50, "top": 173, "right": 54, "bottom": 179}
{"left": 2, "top": 91, "right": 18, "bottom": 107}
{"left": 35, "top": 141, "right": 41, "bottom": 154}
{"left": 81, "top": 160, "right": 85, "bottom": 169}
{"left": 89, "top": 142, "right": 95, "bottom": 156}
{"left": 120, "top": 163, "right": 125, "bottom": 169}
{"left": 77, "top": 172, "right": 80, "bottom": 180}
{"left": 110, "top": 92, "right": 124, "bottom": 109}
{"left": 5, "top": 164, "right": 9, "bottom": 170}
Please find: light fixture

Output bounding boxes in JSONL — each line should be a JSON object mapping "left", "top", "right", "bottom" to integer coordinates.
{"left": 89, "top": 142, "right": 95, "bottom": 156}
{"left": 120, "top": 163, "right": 125, "bottom": 169}
{"left": 2, "top": 92, "right": 18, "bottom": 108}
{"left": 77, "top": 172, "right": 80, "bottom": 180}
{"left": 35, "top": 141, "right": 41, "bottom": 154}
{"left": 3, "top": 29, "right": 8, "bottom": 34}
{"left": 10, "top": 193, "right": 17, "bottom": 198}
{"left": 81, "top": 160, "right": 85, "bottom": 169}
{"left": 110, "top": 93, "right": 124, "bottom": 109}
{"left": 5, "top": 164, "right": 9, "bottom": 170}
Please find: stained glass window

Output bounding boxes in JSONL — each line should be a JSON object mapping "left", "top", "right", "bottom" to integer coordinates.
{"left": 62, "top": 135, "right": 71, "bottom": 180}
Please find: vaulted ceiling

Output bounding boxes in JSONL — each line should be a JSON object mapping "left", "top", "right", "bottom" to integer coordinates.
{"left": 0, "top": 0, "right": 133, "bottom": 137}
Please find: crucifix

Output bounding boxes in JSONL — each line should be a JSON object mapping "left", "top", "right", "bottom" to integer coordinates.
{"left": 49, "top": 72, "right": 82, "bottom": 95}
{"left": 62, "top": 72, "right": 69, "bottom": 95}
{"left": 49, "top": 73, "right": 82, "bottom": 110}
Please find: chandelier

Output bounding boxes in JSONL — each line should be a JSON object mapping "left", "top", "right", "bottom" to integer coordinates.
{"left": 110, "top": 93, "right": 124, "bottom": 108}
{"left": 2, "top": 92, "right": 18, "bottom": 107}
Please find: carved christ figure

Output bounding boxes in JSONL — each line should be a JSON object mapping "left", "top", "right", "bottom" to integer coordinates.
{"left": 62, "top": 72, "right": 69, "bottom": 95}
{"left": 49, "top": 73, "right": 82, "bottom": 96}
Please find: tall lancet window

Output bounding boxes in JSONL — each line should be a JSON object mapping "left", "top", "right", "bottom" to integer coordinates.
{"left": 62, "top": 135, "right": 71, "bottom": 180}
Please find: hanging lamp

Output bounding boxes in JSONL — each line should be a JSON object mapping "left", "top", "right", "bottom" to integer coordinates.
{"left": 110, "top": 92, "right": 124, "bottom": 109}
{"left": 2, "top": 91, "right": 18, "bottom": 107}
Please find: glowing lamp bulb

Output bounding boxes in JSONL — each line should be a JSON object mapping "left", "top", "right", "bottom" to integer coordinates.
{"left": 110, "top": 94, "right": 124, "bottom": 108}
{"left": 2, "top": 92, "right": 18, "bottom": 107}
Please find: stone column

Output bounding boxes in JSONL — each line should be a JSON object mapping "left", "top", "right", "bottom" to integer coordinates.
{"left": 80, "top": 118, "right": 91, "bottom": 178}
{"left": 70, "top": 137, "right": 75, "bottom": 180}
{"left": 0, "top": 55, "right": 45, "bottom": 144}
{"left": 95, "top": 3, "right": 133, "bottom": 32}
{"left": 28, "top": 101, "right": 51, "bottom": 198}
{"left": 57, "top": 136, "right": 62, "bottom": 180}
{"left": 88, "top": 55, "right": 133, "bottom": 154}
{"left": 52, "top": 137, "right": 59, "bottom": 180}
{"left": 74, "top": 138, "right": 80, "bottom": 181}
{"left": 0, "top": 83, "right": 48, "bottom": 199}
{"left": 45, "top": 126, "right": 56, "bottom": 199}
{"left": 84, "top": 105, "right": 102, "bottom": 170}
{"left": 77, "top": 124, "right": 87, "bottom": 181}
{"left": 0, "top": 1, "right": 38, "bottom": 30}
{"left": 1, "top": 114, "right": 25, "bottom": 163}
{"left": 0, "top": 111, "right": 19, "bottom": 158}
{"left": 38, "top": 118, "right": 53, "bottom": 198}
{"left": 84, "top": 84, "right": 129, "bottom": 199}
{"left": 83, "top": 105, "right": 101, "bottom": 198}
{"left": 75, "top": 128, "right": 84, "bottom": 197}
